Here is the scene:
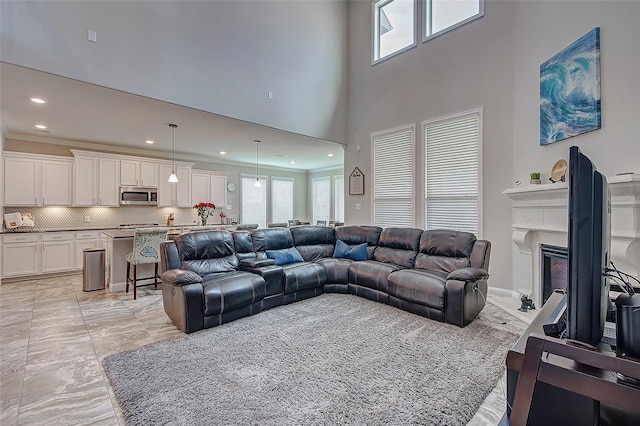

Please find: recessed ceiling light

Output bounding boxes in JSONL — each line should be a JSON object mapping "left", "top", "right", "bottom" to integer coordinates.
{"left": 30, "top": 97, "right": 47, "bottom": 104}
{"left": 219, "top": 151, "right": 227, "bottom": 155}
{"left": 35, "top": 124, "right": 47, "bottom": 130}
{"left": 328, "top": 153, "right": 334, "bottom": 157}
{"left": 145, "top": 140, "right": 154, "bottom": 144}
{"left": 290, "top": 161, "right": 296, "bottom": 164}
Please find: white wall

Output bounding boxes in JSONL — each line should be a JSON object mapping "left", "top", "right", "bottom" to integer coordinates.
{"left": 511, "top": 1, "right": 640, "bottom": 182}
{"left": 0, "top": 0, "right": 348, "bottom": 143}
{"left": 345, "top": 0, "right": 640, "bottom": 292}
{"left": 346, "top": 0, "right": 516, "bottom": 290}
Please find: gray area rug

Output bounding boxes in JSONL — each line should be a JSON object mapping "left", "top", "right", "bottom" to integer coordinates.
{"left": 103, "top": 294, "right": 518, "bottom": 425}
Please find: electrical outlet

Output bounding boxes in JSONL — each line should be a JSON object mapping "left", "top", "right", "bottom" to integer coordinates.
{"left": 84, "top": 215, "right": 91, "bottom": 223}
{"left": 355, "top": 204, "right": 361, "bottom": 211}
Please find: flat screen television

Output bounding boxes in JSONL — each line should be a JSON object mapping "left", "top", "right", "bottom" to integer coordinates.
{"left": 566, "top": 145, "right": 611, "bottom": 346}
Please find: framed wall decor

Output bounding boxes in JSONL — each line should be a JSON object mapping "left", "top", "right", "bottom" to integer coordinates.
{"left": 540, "top": 27, "right": 601, "bottom": 146}
{"left": 349, "top": 167, "right": 364, "bottom": 195}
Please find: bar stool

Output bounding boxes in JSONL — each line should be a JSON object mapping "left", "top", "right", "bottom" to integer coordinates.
{"left": 125, "top": 227, "right": 168, "bottom": 300}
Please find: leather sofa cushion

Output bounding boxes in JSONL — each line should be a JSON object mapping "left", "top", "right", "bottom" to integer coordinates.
{"left": 414, "top": 230, "right": 476, "bottom": 273}
{"left": 251, "top": 228, "right": 294, "bottom": 251}
{"left": 387, "top": 269, "right": 448, "bottom": 309}
{"left": 281, "top": 262, "right": 327, "bottom": 294}
{"left": 175, "top": 230, "right": 236, "bottom": 261}
{"left": 291, "top": 226, "right": 336, "bottom": 262}
{"left": 232, "top": 231, "right": 256, "bottom": 261}
{"left": 317, "top": 258, "right": 352, "bottom": 284}
{"left": 348, "top": 260, "right": 399, "bottom": 292}
{"left": 203, "top": 271, "right": 266, "bottom": 316}
{"left": 336, "top": 226, "right": 382, "bottom": 259}
{"left": 373, "top": 228, "right": 423, "bottom": 269}
{"left": 182, "top": 256, "right": 238, "bottom": 276}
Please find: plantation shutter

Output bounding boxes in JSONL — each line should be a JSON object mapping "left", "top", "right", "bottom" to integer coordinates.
{"left": 424, "top": 112, "right": 479, "bottom": 234}
{"left": 373, "top": 126, "right": 414, "bottom": 227}
{"left": 312, "top": 177, "right": 331, "bottom": 224}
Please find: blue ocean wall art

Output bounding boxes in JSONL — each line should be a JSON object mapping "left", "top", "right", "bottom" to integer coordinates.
{"left": 540, "top": 27, "right": 601, "bottom": 146}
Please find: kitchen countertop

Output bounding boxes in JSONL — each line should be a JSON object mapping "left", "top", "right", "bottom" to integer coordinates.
{"left": 3, "top": 223, "right": 240, "bottom": 234}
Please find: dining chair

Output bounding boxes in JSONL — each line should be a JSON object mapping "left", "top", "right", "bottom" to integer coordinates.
{"left": 317, "top": 220, "right": 327, "bottom": 225}
{"left": 125, "top": 227, "right": 169, "bottom": 300}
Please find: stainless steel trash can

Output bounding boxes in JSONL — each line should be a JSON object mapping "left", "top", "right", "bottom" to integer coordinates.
{"left": 83, "top": 247, "right": 105, "bottom": 291}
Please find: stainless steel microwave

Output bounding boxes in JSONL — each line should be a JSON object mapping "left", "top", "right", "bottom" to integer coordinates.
{"left": 120, "top": 187, "right": 158, "bottom": 205}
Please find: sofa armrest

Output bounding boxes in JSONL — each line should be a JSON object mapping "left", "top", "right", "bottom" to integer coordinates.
{"left": 446, "top": 267, "right": 489, "bottom": 282}
{"left": 240, "top": 258, "right": 275, "bottom": 268}
{"left": 161, "top": 269, "right": 203, "bottom": 286}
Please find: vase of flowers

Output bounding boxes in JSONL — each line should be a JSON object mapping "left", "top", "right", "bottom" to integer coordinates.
{"left": 219, "top": 211, "right": 227, "bottom": 225}
{"left": 193, "top": 202, "right": 216, "bottom": 225}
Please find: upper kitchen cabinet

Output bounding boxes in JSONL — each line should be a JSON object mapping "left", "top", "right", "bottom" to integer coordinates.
{"left": 120, "top": 159, "right": 158, "bottom": 187}
{"left": 3, "top": 152, "right": 73, "bottom": 206}
{"left": 191, "top": 170, "right": 227, "bottom": 207}
{"left": 72, "top": 150, "right": 120, "bottom": 206}
{"left": 158, "top": 163, "right": 193, "bottom": 207}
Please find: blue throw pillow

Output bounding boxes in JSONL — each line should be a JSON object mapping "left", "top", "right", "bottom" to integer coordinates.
{"left": 266, "top": 247, "right": 304, "bottom": 266}
{"left": 333, "top": 239, "right": 367, "bottom": 261}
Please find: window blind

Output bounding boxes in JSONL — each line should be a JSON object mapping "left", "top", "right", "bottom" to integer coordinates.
{"left": 424, "top": 112, "right": 479, "bottom": 234}
{"left": 241, "top": 176, "right": 267, "bottom": 228}
{"left": 334, "top": 176, "right": 345, "bottom": 222}
{"left": 373, "top": 126, "right": 414, "bottom": 227}
{"left": 271, "top": 178, "right": 294, "bottom": 224}
{"left": 312, "top": 177, "right": 331, "bottom": 225}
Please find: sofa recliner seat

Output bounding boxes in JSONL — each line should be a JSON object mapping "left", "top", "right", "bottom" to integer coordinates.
{"left": 387, "top": 229, "right": 491, "bottom": 327}
{"left": 160, "top": 230, "right": 267, "bottom": 333}
{"left": 347, "top": 227, "right": 423, "bottom": 304}
{"left": 250, "top": 227, "right": 327, "bottom": 304}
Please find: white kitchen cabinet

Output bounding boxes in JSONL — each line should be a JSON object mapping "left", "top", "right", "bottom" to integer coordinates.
{"left": 191, "top": 170, "right": 227, "bottom": 207}
{"left": 120, "top": 159, "right": 158, "bottom": 187}
{"left": 75, "top": 231, "right": 101, "bottom": 269}
{"left": 41, "top": 232, "right": 74, "bottom": 273}
{"left": 3, "top": 153, "right": 72, "bottom": 206}
{"left": 158, "top": 164, "right": 192, "bottom": 207}
{"left": 1, "top": 234, "right": 39, "bottom": 277}
{"left": 73, "top": 153, "right": 120, "bottom": 206}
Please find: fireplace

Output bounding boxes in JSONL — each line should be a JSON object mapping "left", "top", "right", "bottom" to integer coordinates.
{"left": 541, "top": 245, "right": 567, "bottom": 305}
{"left": 503, "top": 175, "right": 639, "bottom": 309}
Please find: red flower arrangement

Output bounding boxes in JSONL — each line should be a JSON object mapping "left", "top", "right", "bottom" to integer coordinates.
{"left": 193, "top": 202, "right": 216, "bottom": 225}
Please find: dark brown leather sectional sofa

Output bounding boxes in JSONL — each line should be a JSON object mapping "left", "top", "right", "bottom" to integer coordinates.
{"left": 160, "top": 225, "right": 490, "bottom": 333}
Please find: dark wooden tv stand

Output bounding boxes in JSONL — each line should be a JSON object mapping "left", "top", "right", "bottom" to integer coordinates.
{"left": 504, "top": 291, "right": 640, "bottom": 425}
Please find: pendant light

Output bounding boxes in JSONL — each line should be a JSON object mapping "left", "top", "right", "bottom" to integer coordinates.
{"left": 168, "top": 123, "right": 178, "bottom": 183}
{"left": 254, "top": 140, "right": 261, "bottom": 187}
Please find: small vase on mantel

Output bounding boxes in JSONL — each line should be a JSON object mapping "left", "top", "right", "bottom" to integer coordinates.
{"left": 200, "top": 216, "right": 208, "bottom": 226}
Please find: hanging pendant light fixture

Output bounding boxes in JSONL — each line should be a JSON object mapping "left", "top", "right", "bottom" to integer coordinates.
{"left": 254, "top": 140, "right": 261, "bottom": 187}
{"left": 168, "top": 123, "right": 179, "bottom": 183}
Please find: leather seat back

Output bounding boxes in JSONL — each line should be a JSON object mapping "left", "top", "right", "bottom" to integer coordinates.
{"left": 335, "top": 225, "right": 382, "bottom": 259}
{"left": 414, "top": 230, "right": 476, "bottom": 273}
{"left": 174, "top": 230, "right": 238, "bottom": 276}
{"left": 291, "top": 225, "right": 335, "bottom": 262}
{"left": 232, "top": 231, "right": 257, "bottom": 260}
{"left": 373, "top": 228, "right": 423, "bottom": 269}
{"left": 250, "top": 228, "right": 294, "bottom": 251}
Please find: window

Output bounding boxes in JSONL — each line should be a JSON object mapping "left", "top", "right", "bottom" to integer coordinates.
{"left": 424, "top": 0, "right": 483, "bottom": 42}
{"left": 241, "top": 175, "right": 267, "bottom": 228}
{"left": 373, "top": 0, "right": 416, "bottom": 63}
{"left": 271, "top": 177, "right": 294, "bottom": 224}
{"left": 373, "top": 125, "right": 415, "bottom": 227}
{"left": 423, "top": 109, "right": 480, "bottom": 235}
{"left": 312, "top": 177, "right": 331, "bottom": 225}
{"left": 334, "top": 175, "right": 345, "bottom": 223}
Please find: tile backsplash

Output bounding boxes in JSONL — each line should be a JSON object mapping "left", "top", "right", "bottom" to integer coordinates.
{"left": 2, "top": 206, "right": 216, "bottom": 229}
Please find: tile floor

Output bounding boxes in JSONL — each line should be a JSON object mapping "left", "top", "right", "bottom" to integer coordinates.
{"left": 1, "top": 274, "right": 529, "bottom": 426}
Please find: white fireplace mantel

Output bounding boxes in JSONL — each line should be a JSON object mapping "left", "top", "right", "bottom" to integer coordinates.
{"left": 503, "top": 174, "right": 640, "bottom": 307}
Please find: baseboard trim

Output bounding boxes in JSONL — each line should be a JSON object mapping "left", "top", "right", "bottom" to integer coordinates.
{"left": 487, "top": 286, "right": 519, "bottom": 299}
